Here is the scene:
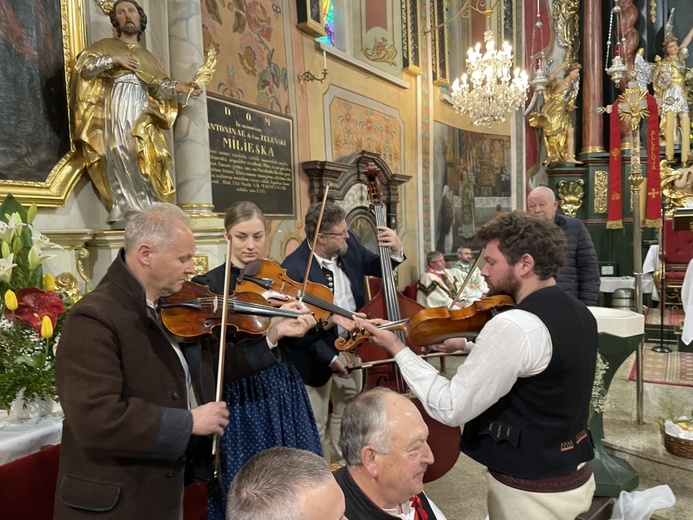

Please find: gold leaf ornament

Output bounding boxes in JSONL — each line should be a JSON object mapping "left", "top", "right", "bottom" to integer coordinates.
{"left": 182, "top": 47, "right": 218, "bottom": 107}
{"left": 94, "top": 0, "right": 115, "bottom": 15}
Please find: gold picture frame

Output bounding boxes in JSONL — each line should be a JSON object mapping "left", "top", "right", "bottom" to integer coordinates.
{"left": 0, "top": 0, "right": 86, "bottom": 206}
{"left": 296, "top": 0, "right": 326, "bottom": 38}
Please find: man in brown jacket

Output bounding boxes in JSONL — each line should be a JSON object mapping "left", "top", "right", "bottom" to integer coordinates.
{"left": 54, "top": 204, "right": 229, "bottom": 519}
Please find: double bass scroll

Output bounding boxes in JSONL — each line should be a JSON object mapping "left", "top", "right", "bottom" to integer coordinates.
{"left": 355, "top": 164, "right": 424, "bottom": 392}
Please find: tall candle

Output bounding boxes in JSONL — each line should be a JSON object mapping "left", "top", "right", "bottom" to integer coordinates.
{"left": 323, "top": 50, "right": 327, "bottom": 70}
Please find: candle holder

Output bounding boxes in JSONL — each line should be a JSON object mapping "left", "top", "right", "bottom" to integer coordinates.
{"left": 298, "top": 68, "right": 329, "bottom": 84}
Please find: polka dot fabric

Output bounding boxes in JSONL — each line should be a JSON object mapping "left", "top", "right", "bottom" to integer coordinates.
{"left": 206, "top": 361, "right": 321, "bottom": 519}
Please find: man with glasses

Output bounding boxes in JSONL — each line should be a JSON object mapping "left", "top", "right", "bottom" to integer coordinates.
{"left": 281, "top": 202, "right": 404, "bottom": 464}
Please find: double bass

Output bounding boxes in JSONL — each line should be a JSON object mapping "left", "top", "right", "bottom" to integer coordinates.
{"left": 357, "top": 164, "right": 461, "bottom": 483}
{"left": 356, "top": 164, "right": 424, "bottom": 391}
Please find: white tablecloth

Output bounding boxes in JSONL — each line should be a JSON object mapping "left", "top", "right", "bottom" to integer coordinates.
{"left": 0, "top": 405, "right": 63, "bottom": 466}
{"left": 599, "top": 275, "right": 655, "bottom": 295}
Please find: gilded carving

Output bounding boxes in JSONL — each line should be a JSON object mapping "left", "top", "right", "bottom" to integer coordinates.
{"left": 650, "top": 0, "right": 657, "bottom": 24}
{"left": 192, "top": 254, "right": 209, "bottom": 279}
{"left": 75, "top": 246, "right": 92, "bottom": 291}
{"left": 661, "top": 159, "right": 693, "bottom": 215}
{"left": 551, "top": 0, "right": 580, "bottom": 66}
{"left": 594, "top": 171, "right": 608, "bottom": 214}
{"left": 56, "top": 272, "right": 82, "bottom": 300}
{"left": 557, "top": 179, "right": 584, "bottom": 217}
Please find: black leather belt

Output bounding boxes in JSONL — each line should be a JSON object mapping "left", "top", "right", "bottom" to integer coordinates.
{"left": 489, "top": 461, "right": 593, "bottom": 493}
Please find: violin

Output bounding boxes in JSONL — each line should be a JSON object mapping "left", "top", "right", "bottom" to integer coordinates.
{"left": 236, "top": 259, "right": 357, "bottom": 324}
{"left": 335, "top": 295, "right": 515, "bottom": 351}
{"left": 158, "top": 281, "right": 305, "bottom": 341}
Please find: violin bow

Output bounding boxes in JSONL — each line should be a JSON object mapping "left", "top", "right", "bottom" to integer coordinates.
{"left": 212, "top": 232, "right": 234, "bottom": 478}
{"left": 449, "top": 247, "right": 485, "bottom": 311}
{"left": 298, "top": 183, "right": 330, "bottom": 306}
{"left": 346, "top": 351, "right": 467, "bottom": 371}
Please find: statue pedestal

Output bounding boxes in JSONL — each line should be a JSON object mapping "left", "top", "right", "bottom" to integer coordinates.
{"left": 588, "top": 307, "right": 644, "bottom": 497}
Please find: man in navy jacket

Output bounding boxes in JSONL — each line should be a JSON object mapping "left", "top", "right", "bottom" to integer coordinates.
{"left": 281, "top": 203, "right": 404, "bottom": 462}
{"left": 527, "top": 186, "right": 600, "bottom": 305}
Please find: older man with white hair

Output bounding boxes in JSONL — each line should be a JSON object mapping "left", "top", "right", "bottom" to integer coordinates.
{"left": 527, "top": 186, "right": 600, "bottom": 305}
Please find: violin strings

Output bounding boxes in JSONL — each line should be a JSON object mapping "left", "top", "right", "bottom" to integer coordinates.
{"left": 188, "top": 297, "right": 301, "bottom": 317}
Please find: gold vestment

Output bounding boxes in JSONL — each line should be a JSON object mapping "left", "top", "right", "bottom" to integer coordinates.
{"left": 71, "top": 38, "right": 177, "bottom": 222}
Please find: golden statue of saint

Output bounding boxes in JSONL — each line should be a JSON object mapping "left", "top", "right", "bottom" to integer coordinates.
{"left": 71, "top": 0, "right": 200, "bottom": 224}
{"left": 528, "top": 62, "right": 583, "bottom": 165}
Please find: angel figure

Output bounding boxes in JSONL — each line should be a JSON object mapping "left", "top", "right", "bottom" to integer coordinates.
{"left": 633, "top": 48, "right": 655, "bottom": 94}
{"left": 661, "top": 160, "right": 693, "bottom": 214}
{"left": 653, "top": 9, "right": 693, "bottom": 164}
{"left": 528, "top": 62, "right": 583, "bottom": 165}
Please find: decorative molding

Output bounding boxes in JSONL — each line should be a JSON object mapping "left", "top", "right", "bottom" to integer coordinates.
{"left": 649, "top": 0, "right": 656, "bottom": 24}
{"left": 594, "top": 171, "right": 608, "bottom": 214}
{"left": 429, "top": 0, "right": 449, "bottom": 87}
{"left": 0, "top": 0, "right": 86, "bottom": 206}
{"left": 401, "top": 0, "right": 421, "bottom": 75}
{"left": 321, "top": 43, "right": 411, "bottom": 89}
{"left": 75, "top": 246, "right": 92, "bottom": 290}
{"left": 362, "top": 38, "right": 398, "bottom": 66}
{"left": 301, "top": 151, "right": 412, "bottom": 232}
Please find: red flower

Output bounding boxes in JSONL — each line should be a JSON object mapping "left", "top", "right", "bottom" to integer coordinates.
{"left": 245, "top": 2, "right": 273, "bottom": 41}
{"left": 3, "top": 287, "right": 65, "bottom": 332}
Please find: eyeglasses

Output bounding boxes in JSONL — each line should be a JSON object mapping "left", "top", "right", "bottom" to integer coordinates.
{"left": 320, "top": 229, "right": 349, "bottom": 237}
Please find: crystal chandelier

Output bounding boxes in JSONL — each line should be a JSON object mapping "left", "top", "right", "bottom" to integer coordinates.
{"left": 450, "top": 10, "right": 528, "bottom": 127}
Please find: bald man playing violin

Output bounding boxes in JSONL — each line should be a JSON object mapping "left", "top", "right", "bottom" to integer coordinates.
{"left": 335, "top": 212, "right": 598, "bottom": 520}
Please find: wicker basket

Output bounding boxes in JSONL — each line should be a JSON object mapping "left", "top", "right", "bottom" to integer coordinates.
{"left": 664, "top": 432, "right": 693, "bottom": 459}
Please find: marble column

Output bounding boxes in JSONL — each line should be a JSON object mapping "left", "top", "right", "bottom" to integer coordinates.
{"left": 580, "top": 0, "right": 604, "bottom": 154}
{"left": 167, "top": 0, "right": 215, "bottom": 216}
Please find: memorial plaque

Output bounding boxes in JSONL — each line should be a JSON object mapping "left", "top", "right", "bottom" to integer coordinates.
{"left": 207, "top": 95, "right": 295, "bottom": 217}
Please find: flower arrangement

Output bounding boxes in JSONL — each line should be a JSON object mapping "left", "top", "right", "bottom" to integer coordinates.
{"left": 0, "top": 194, "right": 72, "bottom": 411}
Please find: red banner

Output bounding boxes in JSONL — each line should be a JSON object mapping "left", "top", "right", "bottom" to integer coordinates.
{"left": 608, "top": 99, "right": 623, "bottom": 229}
{"left": 645, "top": 93, "right": 662, "bottom": 228}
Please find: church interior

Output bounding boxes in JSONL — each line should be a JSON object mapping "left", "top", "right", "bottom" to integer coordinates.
{"left": 2, "top": 0, "right": 693, "bottom": 518}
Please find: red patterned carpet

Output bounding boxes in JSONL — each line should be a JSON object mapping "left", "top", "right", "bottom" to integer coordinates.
{"left": 628, "top": 347, "right": 693, "bottom": 388}
{"left": 644, "top": 306, "right": 685, "bottom": 327}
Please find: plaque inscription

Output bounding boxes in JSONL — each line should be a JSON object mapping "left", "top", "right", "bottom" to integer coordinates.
{"left": 207, "top": 95, "right": 295, "bottom": 217}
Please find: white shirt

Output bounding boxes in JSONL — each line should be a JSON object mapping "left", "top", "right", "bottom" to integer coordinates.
{"left": 383, "top": 494, "right": 448, "bottom": 519}
{"left": 394, "top": 309, "right": 552, "bottom": 426}
{"left": 681, "top": 258, "right": 693, "bottom": 344}
{"left": 312, "top": 252, "right": 357, "bottom": 337}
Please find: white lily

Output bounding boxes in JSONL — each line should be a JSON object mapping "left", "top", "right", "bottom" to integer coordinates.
{"left": 0, "top": 253, "right": 16, "bottom": 283}
{"left": 0, "top": 221, "right": 16, "bottom": 243}
{"left": 28, "top": 225, "right": 62, "bottom": 250}
{"left": 28, "top": 244, "right": 55, "bottom": 270}
{"left": 2, "top": 212, "right": 24, "bottom": 241}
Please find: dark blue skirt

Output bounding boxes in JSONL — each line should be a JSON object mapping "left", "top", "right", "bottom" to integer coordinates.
{"left": 207, "top": 360, "right": 321, "bottom": 519}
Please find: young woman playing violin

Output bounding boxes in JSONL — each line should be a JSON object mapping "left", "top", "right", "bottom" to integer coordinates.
{"left": 193, "top": 201, "right": 321, "bottom": 520}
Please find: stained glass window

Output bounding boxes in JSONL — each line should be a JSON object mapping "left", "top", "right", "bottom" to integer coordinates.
{"left": 318, "top": 0, "right": 335, "bottom": 46}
